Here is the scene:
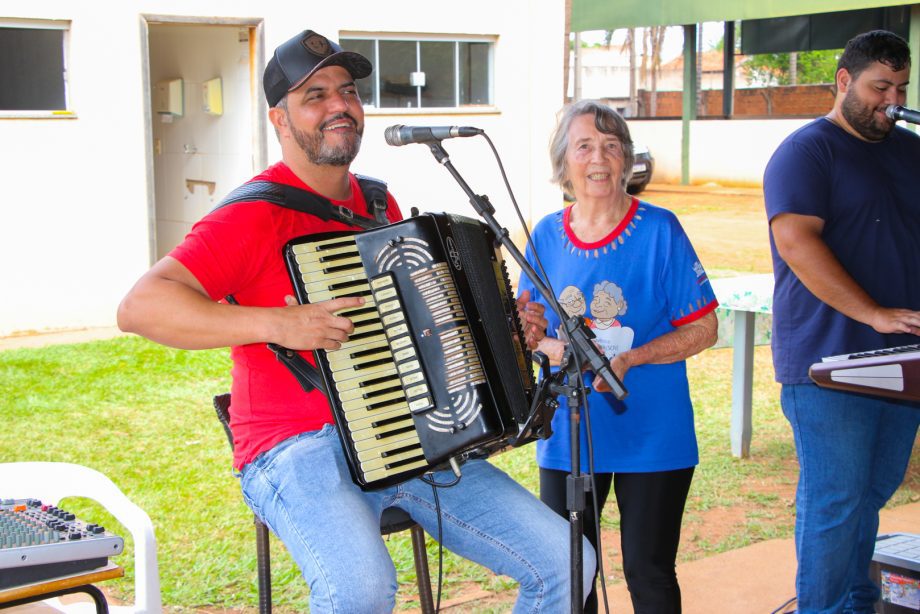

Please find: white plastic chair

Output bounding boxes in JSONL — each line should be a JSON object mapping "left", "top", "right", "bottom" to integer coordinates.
{"left": 0, "top": 462, "right": 161, "bottom": 613}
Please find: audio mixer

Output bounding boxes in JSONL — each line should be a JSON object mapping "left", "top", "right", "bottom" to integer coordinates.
{"left": 0, "top": 498, "right": 124, "bottom": 589}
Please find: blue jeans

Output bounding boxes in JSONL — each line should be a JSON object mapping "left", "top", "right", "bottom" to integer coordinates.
{"left": 240, "top": 424, "right": 595, "bottom": 613}
{"left": 781, "top": 384, "right": 919, "bottom": 614}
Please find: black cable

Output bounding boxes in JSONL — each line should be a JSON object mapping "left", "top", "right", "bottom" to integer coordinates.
{"left": 480, "top": 133, "right": 566, "bottom": 335}
{"left": 769, "top": 596, "right": 797, "bottom": 614}
{"left": 581, "top": 393, "right": 611, "bottom": 613}
{"left": 480, "top": 131, "right": 606, "bottom": 611}
{"left": 420, "top": 471, "right": 465, "bottom": 613}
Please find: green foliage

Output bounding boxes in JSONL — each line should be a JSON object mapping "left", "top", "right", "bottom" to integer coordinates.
{"left": 743, "top": 49, "right": 841, "bottom": 86}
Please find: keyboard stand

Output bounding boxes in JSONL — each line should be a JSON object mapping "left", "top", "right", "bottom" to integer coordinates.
{"left": 0, "top": 562, "right": 123, "bottom": 613}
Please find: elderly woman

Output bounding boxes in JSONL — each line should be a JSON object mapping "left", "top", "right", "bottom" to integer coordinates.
{"left": 518, "top": 100, "right": 719, "bottom": 613}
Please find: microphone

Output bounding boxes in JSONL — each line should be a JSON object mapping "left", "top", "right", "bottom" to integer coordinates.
{"left": 384, "top": 124, "right": 482, "bottom": 146}
{"left": 885, "top": 105, "right": 920, "bottom": 125}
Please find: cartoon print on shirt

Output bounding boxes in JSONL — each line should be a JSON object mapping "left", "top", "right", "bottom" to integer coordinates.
{"left": 555, "top": 285, "right": 592, "bottom": 341}
{"left": 558, "top": 286, "right": 592, "bottom": 325}
{"left": 588, "top": 281, "right": 634, "bottom": 358}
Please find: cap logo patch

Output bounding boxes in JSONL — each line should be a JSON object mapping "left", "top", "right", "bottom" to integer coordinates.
{"left": 302, "top": 33, "right": 332, "bottom": 57}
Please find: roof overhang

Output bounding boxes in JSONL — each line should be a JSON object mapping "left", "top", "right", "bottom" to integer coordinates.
{"left": 571, "top": 0, "right": 916, "bottom": 31}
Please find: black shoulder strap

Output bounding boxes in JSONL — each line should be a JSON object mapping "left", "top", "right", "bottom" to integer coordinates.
{"left": 354, "top": 173, "right": 390, "bottom": 226}
{"left": 212, "top": 177, "right": 389, "bottom": 230}
{"left": 218, "top": 173, "right": 392, "bottom": 396}
{"left": 223, "top": 294, "right": 326, "bottom": 396}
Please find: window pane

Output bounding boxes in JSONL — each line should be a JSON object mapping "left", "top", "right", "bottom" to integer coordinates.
{"left": 459, "top": 42, "right": 489, "bottom": 105}
{"left": 419, "top": 41, "right": 455, "bottom": 107}
{"left": 340, "top": 38, "right": 376, "bottom": 107}
{"left": 379, "top": 40, "right": 418, "bottom": 108}
{"left": 0, "top": 27, "right": 65, "bottom": 110}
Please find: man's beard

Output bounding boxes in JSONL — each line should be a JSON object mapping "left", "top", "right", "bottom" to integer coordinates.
{"left": 290, "top": 113, "right": 363, "bottom": 166}
{"left": 840, "top": 88, "right": 894, "bottom": 141}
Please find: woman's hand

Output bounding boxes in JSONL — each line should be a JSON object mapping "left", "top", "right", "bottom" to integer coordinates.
{"left": 516, "top": 290, "right": 549, "bottom": 349}
{"left": 592, "top": 351, "right": 633, "bottom": 392}
{"left": 537, "top": 336, "right": 569, "bottom": 365}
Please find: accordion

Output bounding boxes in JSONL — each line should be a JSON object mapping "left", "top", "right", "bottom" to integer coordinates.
{"left": 284, "top": 212, "right": 543, "bottom": 490}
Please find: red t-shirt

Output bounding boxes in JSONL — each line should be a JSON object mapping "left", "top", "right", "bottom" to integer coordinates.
{"left": 170, "top": 162, "right": 403, "bottom": 469}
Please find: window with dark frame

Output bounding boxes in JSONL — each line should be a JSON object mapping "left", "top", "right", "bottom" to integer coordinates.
{"left": 0, "top": 24, "right": 68, "bottom": 112}
{"left": 341, "top": 36, "right": 492, "bottom": 109}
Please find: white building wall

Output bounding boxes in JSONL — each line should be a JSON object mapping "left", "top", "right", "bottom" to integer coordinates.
{"left": 0, "top": 1, "right": 565, "bottom": 336}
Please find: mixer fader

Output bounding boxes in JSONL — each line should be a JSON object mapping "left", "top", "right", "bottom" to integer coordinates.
{"left": 0, "top": 498, "right": 124, "bottom": 589}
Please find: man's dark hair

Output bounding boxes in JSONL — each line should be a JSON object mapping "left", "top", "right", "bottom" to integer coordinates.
{"left": 838, "top": 29, "right": 910, "bottom": 77}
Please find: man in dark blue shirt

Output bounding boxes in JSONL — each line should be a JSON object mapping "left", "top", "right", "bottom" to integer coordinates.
{"left": 764, "top": 30, "right": 920, "bottom": 613}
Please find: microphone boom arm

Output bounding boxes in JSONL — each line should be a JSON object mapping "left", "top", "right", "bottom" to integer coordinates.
{"left": 425, "top": 142, "right": 628, "bottom": 400}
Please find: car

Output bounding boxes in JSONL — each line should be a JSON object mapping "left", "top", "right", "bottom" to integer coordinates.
{"left": 627, "top": 143, "right": 654, "bottom": 195}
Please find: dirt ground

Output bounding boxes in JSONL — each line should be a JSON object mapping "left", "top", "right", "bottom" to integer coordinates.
{"left": 641, "top": 184, "right": 774, "bottom": 276}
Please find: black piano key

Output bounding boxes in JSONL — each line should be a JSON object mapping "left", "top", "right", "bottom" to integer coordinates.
{"left": 381, "top": 443, "right": 425, "bottom": 459}
{"left": 347, "top": 306, "right": 381, "bottom": 319}
{"left": 363, "top": 396, "right": 409, "bottom": 413}
{"left": 385, "top": 454, "right": 428, "bottom": 470}
{"left": 319, "top": 250, "right": 360, "bottom": 263}
{"left": 329, "top": 279, "right": 372, "bottom": 292}
{"left": 325, "top": 263, "right": 373, "bottom": 276}
{"left": 350, "top": 345, "right": 390, "bottom": 360}
{"left": 849, "top": 344, "right": 920, "bottom": 359}
{"left": 374, "top": 425, "right": 415, "bottom": 440}
{"left": 371, "top": 415, "right": 411, "bottom": 429}
{"left": 353, "top": 357, "right": 395, "bottom": 372}
{"left": 361, "top": 373, "right": 398, "bottom": 388}
{"left": 314, "top": 237, "right": 357, "bottom": 251}
{"left": 349, "top": 331, "right": 383, "bottom": 344}
{"left": 363, "top": 384, "right": 404, "bottom": 400}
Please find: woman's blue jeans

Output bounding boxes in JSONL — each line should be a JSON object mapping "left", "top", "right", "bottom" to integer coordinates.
{"left": 240, "top": 424, "right": 595, "bottom": 613}
{"left": 781, "top": 384, "right": 919, "bottom": 614}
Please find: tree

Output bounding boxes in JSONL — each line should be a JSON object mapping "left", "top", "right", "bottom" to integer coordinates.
{"left": 742, "top": 49, "right": 840, "bottom": 86}
{"left": 563, "top": 0, "right": 571, "bottom": 100}
{"left": 641, "top": 26, "right": 667, "bottom": 116}
{"left": 614, "top": 28, "right": 638, "bottom": 116}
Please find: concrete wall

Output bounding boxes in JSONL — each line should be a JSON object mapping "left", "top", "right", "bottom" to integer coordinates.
{"left": 0, "top": 1, "right": 565, "bottom": 336}
{"left": 627, "top": 118, "right": 813, "bottom": 185}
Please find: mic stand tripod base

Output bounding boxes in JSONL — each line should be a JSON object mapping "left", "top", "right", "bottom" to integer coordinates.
{"left": 548, "top": 350, "right": 594, "bottom": 614}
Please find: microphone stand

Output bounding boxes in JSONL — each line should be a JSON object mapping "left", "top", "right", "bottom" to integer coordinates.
{"left": 424, "top": 141, "right": 627, "bottom": 613}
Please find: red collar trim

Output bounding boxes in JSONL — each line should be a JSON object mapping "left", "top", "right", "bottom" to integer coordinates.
{"left": 563, "top": 197, "right": 639, "bottom": 250}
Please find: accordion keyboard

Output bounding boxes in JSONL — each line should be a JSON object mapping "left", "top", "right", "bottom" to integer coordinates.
{"left": 289, "top": 235, "right": 431, "bottom": 484}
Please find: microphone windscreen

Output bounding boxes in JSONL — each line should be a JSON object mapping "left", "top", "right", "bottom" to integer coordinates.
{"left": 383, "top": 125, "right": 405, "bottom": 146}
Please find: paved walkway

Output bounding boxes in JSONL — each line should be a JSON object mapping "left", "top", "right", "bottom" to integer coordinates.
{"left": 0, "top": 327, "right": 126, "bottom": 351}
{"left": 616, "top": 501, "right": 918, "bottom": 614}
{"left": 429, "top": 501, "right": 919, "bottom": 613}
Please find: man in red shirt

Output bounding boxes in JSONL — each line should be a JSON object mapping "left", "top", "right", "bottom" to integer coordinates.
{"left": 118, "top": 28, "right": 593, "bottom": 612}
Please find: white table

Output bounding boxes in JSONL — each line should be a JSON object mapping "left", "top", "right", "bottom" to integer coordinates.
{"left": 710, "top": 274, "right": 774, "bottom": 458}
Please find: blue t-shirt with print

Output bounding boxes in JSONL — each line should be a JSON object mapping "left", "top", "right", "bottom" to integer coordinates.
{"left": 763, "top": 119, "right": 920, "bottom": 384}
{"left": 518, "top": 198, "right": 718, "bottom": 473}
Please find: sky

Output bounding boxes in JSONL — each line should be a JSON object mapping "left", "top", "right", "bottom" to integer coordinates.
{"left": 577, "top": 23, "right": 727, "bottom": 63}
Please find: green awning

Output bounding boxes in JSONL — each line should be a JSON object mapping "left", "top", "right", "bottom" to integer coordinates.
{"left": 571, "top": 0, "right": 916, "bottom": 31}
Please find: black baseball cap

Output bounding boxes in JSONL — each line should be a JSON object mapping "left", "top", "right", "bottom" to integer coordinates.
{"left": 263, "top": 30, "right": 372, "bottom": 107}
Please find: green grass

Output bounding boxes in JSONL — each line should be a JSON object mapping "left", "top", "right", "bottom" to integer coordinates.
{"left": 2, "top": 337, "right": 917, "bottom": 611}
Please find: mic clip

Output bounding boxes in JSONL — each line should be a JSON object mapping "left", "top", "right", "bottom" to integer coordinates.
{"left": 561, "top": 315, "right": 628, "bottom": 401}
